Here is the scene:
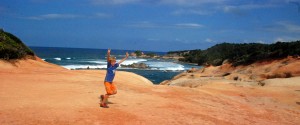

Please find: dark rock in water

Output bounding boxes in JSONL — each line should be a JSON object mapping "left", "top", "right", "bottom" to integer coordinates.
{"left": 121, "top": 63, "right": 149, "bottom": 69}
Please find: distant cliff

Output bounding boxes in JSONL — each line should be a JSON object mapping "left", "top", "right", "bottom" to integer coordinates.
{"left": 0, "top": 29, "right": 35, "bottom": 60}
{"left": 169, "top": 41, "right": 300, "bottom": 66}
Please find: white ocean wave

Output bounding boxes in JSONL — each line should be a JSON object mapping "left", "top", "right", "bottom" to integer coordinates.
{"left": 85, "top": 60, "right": 107, "bottom": 64}
{"left": 159, "top": 67, "right": 185, "bottom": 71}
{"left": 66, "top": 57, "right": 71, "bottom": 60}
{"left": 151, "top": 66, "right": 185, "bottom": 71}
{"left": 61, "top": 59, "right": 185, "bottom": 71}
{"left": 80, "top": 59, "right": 147, "bottom": 65}
{"left": 121, "top": 59, "right": 147, "bottom": 65}
{"left": 63, "top": 65, "right": 107, "bottom": 70}
{"left": 145, "top": 61, "right": 185, "bottom": 71}
{"left": 54, "top": 57, "right": 61, "bottom": 61}
{"left": 59, "top": 58, "right": 193, "bottom": 71}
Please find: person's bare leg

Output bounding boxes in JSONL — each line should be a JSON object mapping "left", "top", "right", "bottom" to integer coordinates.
{"left": 100, "top": 94, "right": 109, "bottom": 108}
{"left": 103, "top": 94, "right": 109, "bottom": 104}
{"left": 100, "top": 94, "right": 105, "bottom": 103}
{"left": 100, "top": 90, "right": 116, "bottom": 107}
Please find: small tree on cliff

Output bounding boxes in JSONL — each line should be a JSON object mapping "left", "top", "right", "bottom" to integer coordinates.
{"left": 134, "top": 50, "right": 143, "bottom": 57}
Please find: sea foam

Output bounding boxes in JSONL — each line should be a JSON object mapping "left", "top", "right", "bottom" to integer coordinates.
{"left": 63, "top": 65, "right": 107, "bottom": 70}
{"left": 62, "top": 59, "right": 186, "bottom": 71}
{"left": 121, "top": 59, "right": 147, "bottom": 65}
{"left": 145, "top": 61, "right": 185, "bottom": 71}
{"left": 54, "top": 58, "right": 61, "bottom": 61}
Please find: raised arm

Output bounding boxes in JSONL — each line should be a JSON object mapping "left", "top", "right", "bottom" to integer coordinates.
{"left": 107, "top": 49, "right": 111, "bottom": 62}
{"left": 118, "top": 52, "right": 129, "bottom": 64}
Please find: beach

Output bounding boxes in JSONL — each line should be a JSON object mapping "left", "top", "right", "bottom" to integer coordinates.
{"left": 0, "top": 58, "right": 300, "bottom": 125}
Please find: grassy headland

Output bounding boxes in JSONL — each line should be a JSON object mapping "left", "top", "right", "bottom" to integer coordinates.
{"left": 0, "top": 29, "right": 35, "bottom": 60}
{"left": 168, "top": 41, "right": 300, "bottom": 66}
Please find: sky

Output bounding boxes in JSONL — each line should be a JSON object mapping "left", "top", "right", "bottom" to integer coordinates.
{"left": 1, "top": 0, "right": 300, "bottom": 52}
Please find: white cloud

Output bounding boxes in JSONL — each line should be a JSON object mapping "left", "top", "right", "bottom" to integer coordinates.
{"left": 256, "top": 40, "right": 266, "bottom": 44}
{"left": 91, "top": 0, "right": 227, "bottom": 6}
{"left": 30, "top": 0, "right": 65, "bottom": 3}
{"left": 91, "top": 0, "right": 140, "bottom": 5}
{"left": 166, "top": 0, "right": 290, "bottom": 16}
{"left": 127, "top": 21, "right": 161, "bottom": 28}
{"left": 175, "top": 23, "right": 204, "bottom": 28}
{"left": 25, "top": 13, "right": 112, "bottom": 20}
{"left": 273, "top": 37, "right": 299, "bottom": 43}
{"left": 27, "top": 14, "right": 81, "bottom": 20}
{"left": 89, "top": 0, "right": 291, "bottom": 9}
{"left": 94, "top": 13, "right": 112, "bottom": 18}
{"left": 264, "top": 21, "right": 300, "bottom": 33}
{"left": 222, "top": 3, "right": 280, "bottom": 16}
{"left": 127, "top": 22, "right": 204, "bottom": 29}
{"left": 147, "top": 38, "right": 160, "bottom": 41}
{"left": 274, "top": 37, "right": 285, "bottom": 42}
{"left": 224, "top": 4, "right": 276, "bottom": 11}
{"left": 172, "top": 9, "right": 214, "bottom": 16}
{"left": 205, "top": 38, "right": 214, "bottom": 43}
{"left": 159, "top": 0, "right": 226, "bottom": 6}
{"left": 277, "top": 21, "right": 300, "bottom": 32}
{"left": 174, "top": 38, "right": 192, "bottom": 44}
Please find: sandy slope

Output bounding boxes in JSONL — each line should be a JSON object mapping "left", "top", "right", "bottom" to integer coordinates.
{"left": 0, "top": 59, "right": 299, "bottom": 125}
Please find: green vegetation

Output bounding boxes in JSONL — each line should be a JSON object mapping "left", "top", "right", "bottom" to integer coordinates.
{"left": 0, "top": 29, "right": 35, "bottom": 60}
{"left": 133, "top": 50, "right": 158, "bottom": 57}
{"left": 169, "top": 41, "right": 300, "bottom": 66}
{"left": 145, "top": 53, "right": 157, "bottom": 58}
{"left": 134, "top": 50, "right": 143, "bottom": 57}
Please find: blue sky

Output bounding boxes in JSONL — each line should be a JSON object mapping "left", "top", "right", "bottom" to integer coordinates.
{"left": 1, "top": 0, "right": 300, "bottom": 52}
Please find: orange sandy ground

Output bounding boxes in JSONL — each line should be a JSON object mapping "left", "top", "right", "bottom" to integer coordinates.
{"left": 0, "top": 59, "right": 299, "bottom": 125}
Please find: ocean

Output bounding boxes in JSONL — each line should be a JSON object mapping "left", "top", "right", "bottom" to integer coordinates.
{"left": 30, "top": 47, "right": 201, "bottom": 84}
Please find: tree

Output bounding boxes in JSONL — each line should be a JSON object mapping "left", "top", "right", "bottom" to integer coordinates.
{"left": 134, "top": 50, "right": 143, "bottom": 57}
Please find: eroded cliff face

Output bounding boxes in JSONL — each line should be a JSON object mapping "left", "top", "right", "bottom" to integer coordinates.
{"left": 160, "top": 56, "right": 300, "bottom": 87}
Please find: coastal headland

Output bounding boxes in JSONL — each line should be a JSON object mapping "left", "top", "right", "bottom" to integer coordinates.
{"left": 1, "top": 57, "right": 299, "bottom": 125}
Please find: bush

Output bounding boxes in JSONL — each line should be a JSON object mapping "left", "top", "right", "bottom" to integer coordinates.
{"left": 0, "top": 30, "right": 35, "bottom": 60}
{"left": 145, "top": 53, "right": 157, "bottom": 58}
{"left": 134, "top": 50, "right": 143, "bottom": 57}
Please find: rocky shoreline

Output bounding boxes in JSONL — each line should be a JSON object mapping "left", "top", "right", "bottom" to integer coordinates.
{"left": 130, "top": 51, "right": 185, "bottom": 61}
{"left": 160, "top": 56, "right": 300, "bottom": 87}
{"left": 121, "top": 63, "right": 149, "bottom": 69}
